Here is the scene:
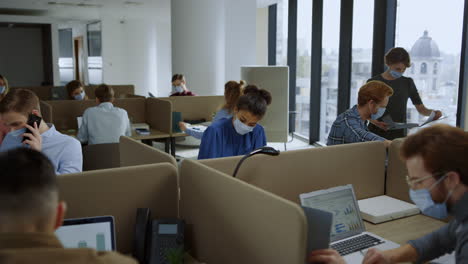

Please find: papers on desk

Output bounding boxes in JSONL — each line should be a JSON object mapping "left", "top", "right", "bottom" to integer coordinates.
{"left": 135, "top": 128, "right": 150, "bottom": 135}
{"left": 77, "top": 117, "right": 82, "bottom": 129}
{"left": 382, "top": 111, "right": 447, "bottom": 130}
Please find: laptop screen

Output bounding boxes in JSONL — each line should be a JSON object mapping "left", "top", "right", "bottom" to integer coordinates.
{"left": 301, "top": 186, "right": 364, "bottom": 241}
{"left": 55, "top": 216, "right": 115, "bottom": 251}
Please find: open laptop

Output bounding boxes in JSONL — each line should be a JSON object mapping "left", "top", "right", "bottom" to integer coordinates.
{"left": 300, "top": 185, "right": 399, "bottom": 262}
{"left": 55, "top": 216, "right": 116, "bottom": 251}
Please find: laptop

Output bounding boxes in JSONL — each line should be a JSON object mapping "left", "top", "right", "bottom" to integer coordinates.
{"left": 55, "top": 216, "right": 116, "bottom": 251}
{"left": 300, "top": 185, "right": 399, "bottom": 262}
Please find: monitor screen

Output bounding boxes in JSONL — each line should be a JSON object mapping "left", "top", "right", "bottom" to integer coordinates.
{"left": 159, "top": 224, "right": 178, "bottom": 235}
{"left": 56, "top": 218, "right": 114, "bottom": 251}
{"left": 301, "top": 188, "right": 362, "bottom": 239}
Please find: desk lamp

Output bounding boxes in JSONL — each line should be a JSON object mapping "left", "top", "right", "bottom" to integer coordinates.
{"left": 232, "top": 146, "right": 280, "bottom": 178}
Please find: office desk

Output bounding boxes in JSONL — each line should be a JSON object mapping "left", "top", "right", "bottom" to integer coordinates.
{"left": 365, "top": 214, "right": 445, "bottom": 245}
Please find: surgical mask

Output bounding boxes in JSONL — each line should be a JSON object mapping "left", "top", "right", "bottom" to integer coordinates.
{"left": 371, "top": 107, "right": 386, "bottom": 120}
{"left": 174, "top": 86, "right": 184, "bottom": 93}
{"left": 233, "top": 118, "right": 255, "bottom": 135}
{"left": 0, "top": 86, "right": 5, "bottom": 94}
{"left": 8, "top": 127, "right": 26, "bottom": 138}
{"left": 74, "top": 91, "right": 85, "bottom": 101}
{"left": 390, "top": 70, "right": 403, "bottom": 79}
{"left": 409, "top": 175, "right": 453, "bottom": 220}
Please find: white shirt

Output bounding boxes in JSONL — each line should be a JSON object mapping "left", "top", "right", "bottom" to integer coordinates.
{"left": 77, "top": 102, "right": 132, "bottom": 145}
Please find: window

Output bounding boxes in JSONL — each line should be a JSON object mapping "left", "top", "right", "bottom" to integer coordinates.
{"left": 396, "top": 0, "right": 464, "bottom": 127}
{"left": 420, "top": 62, "right": 427, "bottom": 74}
{"left": 58, "top": 28, "right": 73, "bottom": 85}
{"left": 319, "top": 0, "right": 341, "bottom": 144}
{"left": 275, "top": 0, "right": 288, "bottom": 66}
{"left": 350, "top": 0, "right": 375, "bottom": 106}
{"left": 294, "top": 0, "right": 312, "bottom": 138}
{"left": 87, "top": 22, "right": 102, "bottom": 84}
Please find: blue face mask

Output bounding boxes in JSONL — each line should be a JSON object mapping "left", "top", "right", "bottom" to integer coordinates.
{"left": 409, "top": 175, "right": 453, "bottom": 220}
{"left": 390, "top": 70, "right": 403, "bottom": 79}
{"left": 371, "top": 107, "right": 386, "bottom": 120}
{"left": 174, "top": 86, "right": 184, "bottom": 93}
{"left": 74, "top": 91, "right": 85, "bottom": 101}
{"left": 233, "top": 117, "right": 255, "bottom": 135}
{"left": 0, "top": 86, "right": 6, "bottom": 94}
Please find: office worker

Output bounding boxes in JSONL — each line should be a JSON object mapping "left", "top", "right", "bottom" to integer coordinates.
{"left": 66, "top": 80, "right": 88, "bottom": 100}
{"left": 327, "top": 81, "right": 393, "bottom": 146}
{"left": 178, "top": 80, "right": 246, "bottom": 139}
{"left": 0, "top": 74, "right": 10, "bottom": 144}
{"left": 198, "top": 85, "right": 271, "bottom": 160}
{"left": 0, "top": 89, "right": 82, "bottom": 175}
{"left": 309, "top": 125, "right": 468, "bottom": 264}
{"left": 170, "top": 74, "right": 196, "bottom": 96}
{"left": 0, "top": 148, "right": 137, "bottom": 264}
{"left": 367, "top": 47, "right": 442, "bottom": 140}
{"left": 77, "top": 84, "right": 131, "bottom": 145}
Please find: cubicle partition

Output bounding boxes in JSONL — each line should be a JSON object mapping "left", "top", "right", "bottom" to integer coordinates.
{"left": 39, "top": 100, "right": 52, "bottom": 124}
{"left": 85, "top": 85, "right": 135, "bottom": 99}
{"left": 10, "top": 85, "right": 54, "bottom": 100}
{"left": 386, "top": 139, "right": 410, "bottom": 202}
{"left": 58, "top": 163, "right": 178, "bottom": 254}
{"left": 161, "top": 96, "right": 224, "bottom": 124}
{"left": 200, "top": 141, "right": 387, "bottom": 203}
{"left": 180, "top": 159, "right": 307, "bottom": 264}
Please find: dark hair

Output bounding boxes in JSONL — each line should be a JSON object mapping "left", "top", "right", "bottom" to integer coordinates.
{"left": 65, "top": 80, "right": 83, "bottom": 99}
{"left": 223, "top": 80, "right": 245, "bottom": 113}
{"left": 385, "top": 47, "right": 411, "bottom": 67}
{"left": 95, "top": 84, "right": 114, "bottom": 102}
{"left": 0, "top": 148, "right": 57, "bottom": 216}
{"left": 0, "top": 88, "right": 40, "bottom": 115}
{"left": 236, "top": 85, "right": 272, "bottom": 118}
{"left": 171, "top": 74, "right": 185, "bottom": 83}
{"left": 401, "top": 124, "right": 468, "bottom": 185}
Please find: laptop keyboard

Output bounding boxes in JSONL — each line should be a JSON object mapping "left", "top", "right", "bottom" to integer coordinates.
{"left": 331, "top": 234, "right": 384, "bottom": 256}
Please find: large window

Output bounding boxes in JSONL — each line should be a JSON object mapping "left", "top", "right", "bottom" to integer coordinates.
{"left": 395, "top": 0, "right": 464, "bottom": 128}
{"left": 319, "top": 0, "right": 341, "bottom": 143}
{"left": 87, "top": 22, "right": 103, "bottom": 84}
{"left": 276, "top": 0, "right": 288, "bottom": 66}
{"left": 58, "top": 28, "right": 74, "bottom": 85}
{"left": 350, "top": 0, "right": 375, "bottom": 105}
{"left": 295, "top": 0, "right": 312, "bottom": 137}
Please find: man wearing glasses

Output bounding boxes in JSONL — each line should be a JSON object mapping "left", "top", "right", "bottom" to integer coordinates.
{"left": 362, "top": 124, "right": 468, "bottom": 263}
{"left": 308, "top": 124, "right": 467, "bottom": 263}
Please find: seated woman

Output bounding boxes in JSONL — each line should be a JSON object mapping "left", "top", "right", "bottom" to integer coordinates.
{"left": 170, "top": 74, "right": 196, "bottom": 96}
{"left": 0, "top": 74, "right": 10, "bottom": 144}
{"left": 178, "top": 80, "right": 246, "bottom": 139}
{"left": 66, "top": 80, "right": 88, "bottom": 100}
{"left": 327, "top": 80, "right": 393, "bottom": 146}
{"left": 198, "top": 85, "right": 272, "bottom": 160}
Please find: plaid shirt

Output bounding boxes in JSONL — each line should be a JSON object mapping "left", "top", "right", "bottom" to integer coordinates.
{"left": 327, "top": 105, "right": 385, "bottom": 146}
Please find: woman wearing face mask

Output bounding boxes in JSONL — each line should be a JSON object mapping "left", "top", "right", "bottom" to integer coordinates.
{"left": 0, "top": 74, "right": 10, "bottom": 144}
{"left": 197, "top": 85, "right": 271, "bottom": 160}
{"left": 170, "top": 74, "right": 196, "bottom": 96}
{"left": 66, "top": 80, "right": 87, "bottom": 100}
{"left": 367, "top": 47, "right": 442, "bottom": 140}
{"left": 327, "top": 81, "right": 393, "bottom": 146}
{"left": 178, "top": 80, "right": 246, "bottom": 139}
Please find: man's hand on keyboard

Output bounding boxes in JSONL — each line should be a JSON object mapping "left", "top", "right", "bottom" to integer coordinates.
{"left": 362, "top": 248, "right": 391, "bottom": 264}
{"left": 308, "top": 249, "right": 346, "bottom": 264}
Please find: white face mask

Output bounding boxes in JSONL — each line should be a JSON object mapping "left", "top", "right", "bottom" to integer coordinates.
{"left": 174, "top": 86, "right": 184, "bottom": 93}
{"left": 233, "top": 117, "right": 255, "bottom": 135}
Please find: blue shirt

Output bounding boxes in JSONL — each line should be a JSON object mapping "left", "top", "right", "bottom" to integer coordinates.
{"left": 77, "top": 102, "right": 131, "bottom": 145}
{"left": 0, "top": 125, "right": 82, "bottom": 175}
{"left": 185, "top": 108, "right": 232, "bottom": 139}
{"left": 327, "top": 105, "right": 385, "bottom": 146}
{"left": 198, "top": 117, "right": 267, "bottom": 160}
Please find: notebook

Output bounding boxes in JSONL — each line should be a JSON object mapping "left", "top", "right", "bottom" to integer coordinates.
{"left": 358, "top": 195, "right": 420, "bottom": 224}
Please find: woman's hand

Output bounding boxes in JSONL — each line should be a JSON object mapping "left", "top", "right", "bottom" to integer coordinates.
{"left": 178, "top": 122, "right": 187, "bottom": 132}
{"left": 308, "top": 249, "right": 346, "bottom": 264}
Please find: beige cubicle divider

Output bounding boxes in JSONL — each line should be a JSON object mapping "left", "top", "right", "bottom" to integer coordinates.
{"left": 58, "top": 163, "right": 178, "bottom": 254}
{"left": 180, "top": 160, "right": 307, "bottom": 264}
{"left": 146, "top": 98, "right": 172, "bottom": 134}
{"left": 113, "top": 98, "right": 147, "bottom": 123}
{"left": 200, "top": 141, "right": 387, "bottom": 203}
{"left": 85, "top": 84, "right": 135, "bottom": 99}
{"left": 39, "top": 100, "right": 52, "bottom": 123}
{"left": 43, "top": 100, "right": 97, "bottom": 130}
{"left": 10, "top": 86, "right": 54, "bottom": 100}
{"left": 119, "top": 136, "right": 177, "bottom": 167}
{"left": 161, "top": 96, "right": 224, "bottom": 122}
{"left": 386, "top": 139, "right": 411, "bottom": 202}
{"left": 82, "top": 143, "right": 120, "bottom": 171}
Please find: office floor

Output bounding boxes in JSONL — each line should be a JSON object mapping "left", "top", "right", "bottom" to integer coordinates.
{"left": 151, "top": 134, "right": 314, "bottom": 161}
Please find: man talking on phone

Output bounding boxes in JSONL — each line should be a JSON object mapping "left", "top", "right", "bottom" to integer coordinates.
{"left": 0, "top": 89, "right": 82, "bottom": 175}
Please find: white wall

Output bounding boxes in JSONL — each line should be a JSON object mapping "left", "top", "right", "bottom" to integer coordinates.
{"left": 256, "top": 7, "right": 269, "bottom": 66}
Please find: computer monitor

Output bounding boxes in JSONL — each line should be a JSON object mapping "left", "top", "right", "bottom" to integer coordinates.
{"left": 55, "top": 216, "right": 116, "bottom": 251}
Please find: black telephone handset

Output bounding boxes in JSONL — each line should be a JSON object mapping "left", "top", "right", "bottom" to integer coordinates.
{"left": 23, "top": 114, "right": 42, "bottom": 142}
{"left": 133, "top": 208, "right": 185, "bottom": 264}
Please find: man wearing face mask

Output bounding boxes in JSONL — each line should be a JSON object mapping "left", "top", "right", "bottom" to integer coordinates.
{"left": 327, "top": 81, "right": 393, "bottom": 146}
{"left": 65, "top": 80, "right": 87, "bottom": 101}
{"left": 367, "top": 47, "right": 442, "bottom": 140}
{"left": 360, "top": 124, "right": 468, "bottom": 264}
{"left": 198, "top": 85, "right": 271, "bottom": 160}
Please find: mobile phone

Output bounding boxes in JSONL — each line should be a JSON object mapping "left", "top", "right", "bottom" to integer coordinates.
{"left": 23, "top": 114, "right": 42, "bottom": 142}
